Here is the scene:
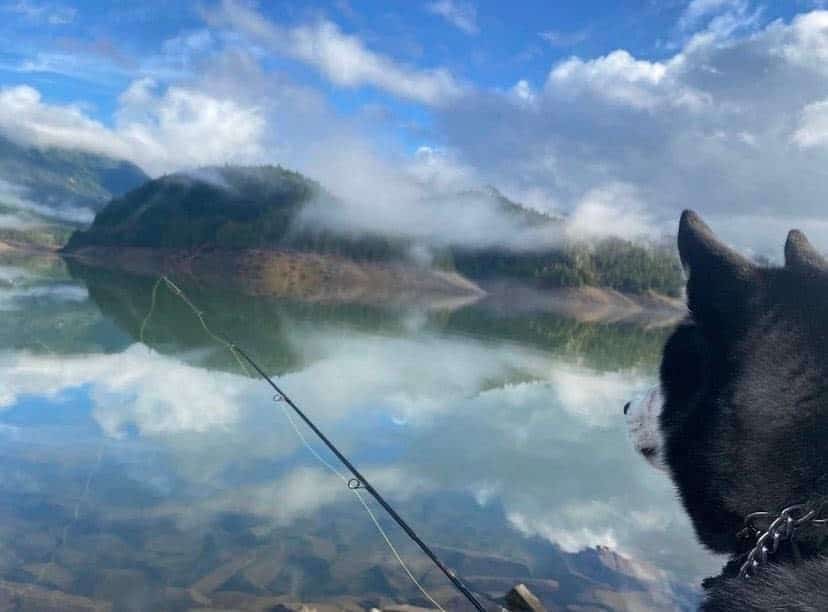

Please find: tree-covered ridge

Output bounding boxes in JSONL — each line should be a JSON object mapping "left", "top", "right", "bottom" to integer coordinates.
{"left": 66, "top": 165, "right": 410, "bottom": 261}
{"left": 67, "top": 164, "right": 684, "bottom": 296}
{"left": 452, "top": 238, "right": 683, "bottom": 296}
{"left": 80, "top": 165, "right": 314, "bottom": 246}
{"left": 469, "top": 185, "right": 564, "bottom": 226}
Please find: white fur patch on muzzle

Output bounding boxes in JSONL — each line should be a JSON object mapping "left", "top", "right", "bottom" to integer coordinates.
{"left": 625, "top": 385, "right": 666, "bottom": 471}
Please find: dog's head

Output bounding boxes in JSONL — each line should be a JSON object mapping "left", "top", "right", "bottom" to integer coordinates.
{"left": 626, "top": 210, "right": 828, "bottom": 553}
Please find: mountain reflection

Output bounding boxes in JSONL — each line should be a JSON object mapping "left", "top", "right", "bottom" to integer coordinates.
{"left": 0, "top": 255, "right": 721, "bottom": 610}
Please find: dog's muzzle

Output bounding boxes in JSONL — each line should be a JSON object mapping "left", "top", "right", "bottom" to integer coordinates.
{"left": 624, "top": 385, "right": 666, "bottom": 471}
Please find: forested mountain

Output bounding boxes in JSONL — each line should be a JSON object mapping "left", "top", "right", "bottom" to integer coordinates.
{"left": 65, "top": 165, "right": 409, "bottom": 261}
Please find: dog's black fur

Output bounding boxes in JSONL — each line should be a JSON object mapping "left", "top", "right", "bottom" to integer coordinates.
{"left": 658, "top": 211, "right": 828, "bottom": 610}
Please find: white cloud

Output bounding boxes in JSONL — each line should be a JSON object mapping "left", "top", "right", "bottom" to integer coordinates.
{"left": 508, "top": 509, "right": 619, "bottom": 553}
{"left": 774, "top": 10, "right": 828, "bottom": 73}
{"left": 548, "top": 364, "right": 652, "bottom": 428}
{"left": 275, "top": 329, "right": 555, "bottom": 426}
{"left": 0, "top": 345, "right": 248, "bottom": 434}
{"left": 114, "top": 78, "right": 266, "bottom": 174}
{"left": 240, "top": 467, "right": 345, "bottom": 525}
{"left": 207, "top": 0, "right": 463, "bottom": 106}
{"left": 0, "top": 178, "right": 95, "bottom": 224}
{"left": 547, "top": 50, "right": 708, "bottom": 110}
{"left": 385, "top": 366, "right": 724, "bottom": 585}
{"left": 539, "top": 28, "right": 590, "bottom": 48}
{"left": 296, "top": 140, "right": 570, "bottom": 250}
{"left": 437, "top": 9, "right": 828, "bottom": 254}
{"left": 158, "top": 462, "right": 436, "bottom": 531}
{"left": 225, "top": 465, "right": 433, "bottom": 525}
{"left": 0, "top": 213, "right": 35, "bottom": 231}
{"left": 792, "top": 98, "right": 828, "bottom": 147}
{"left": 566, "top": 184, "right": 657, "bottom": 242}
{"left": 0, "top": 283, "right": 87, "bottom": 311}
{"left": 0, "top": 265, "right": 28, "bottom": 284}
{"left": 674, "top": 0, "right": 762, "bottom": 48}
{"left": 2, "top": 0, "right": 76, "bottom": 25}
{"left": 0, "top": 82, "right": 266, "bottom": 176}
{"left": 0, "top": 327, "right": 548, "bottom": 437}
{"left": 0, "top": 86, "right": 129, "bottom": 158}
{"left": 426, "top": 0, "right": 479, "bottom": 35}
{"left": 0, "top": 323, "right": 601, "bottom": 439}
{"left": 511, "top": 79, "right": 536, "bottom": 103}
{"left": 9, "top": 50, "right": 129, "bottom": 86}
{"left": 678, "top": 0, "right": 745, "bottom": 30}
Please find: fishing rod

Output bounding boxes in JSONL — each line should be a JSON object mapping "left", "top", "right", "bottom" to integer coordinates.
{"left": 157, "top": 277, "right": 488, "bottom": 611}
{"left": 231, "top": 344, "right": 488, "bottom": 611}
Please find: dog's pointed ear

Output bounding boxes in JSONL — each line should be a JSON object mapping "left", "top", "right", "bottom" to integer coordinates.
{"left": 678, "top": 210, "right": 756, "bottom": 323}
{"left": 785, "top": 229, "right": 827, "bottom": 272}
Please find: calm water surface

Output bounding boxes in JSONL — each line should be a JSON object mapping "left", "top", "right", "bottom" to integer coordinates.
{"left": 0, "top": 254, "right": 723, "bottom": 610}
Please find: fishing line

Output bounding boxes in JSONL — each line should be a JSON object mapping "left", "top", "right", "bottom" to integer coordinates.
{"left": 139, "top": 276, "right": 162, "bottom": 346}
{"left": 277, "top": 397, "right": 446, "bottom": 611}
{"left": 20, "top": 340, "right": 106, "bottom": 599}
{"left": 150, "top": 276, "right": 487, "bottom": 611}
{"left": 158, "top": 277, "right": 252, "bottom": 376}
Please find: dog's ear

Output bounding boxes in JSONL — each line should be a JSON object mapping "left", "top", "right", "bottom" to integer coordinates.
{"left": 678, "top": 210, "right": 757, "bottom": 324}
{"left": 785, "top": 229, "right": 827, "bottom": 272}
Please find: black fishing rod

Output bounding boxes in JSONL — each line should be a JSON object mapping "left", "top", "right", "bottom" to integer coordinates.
{"left": 230, "top": 345, "right": 488, "bottom": 611}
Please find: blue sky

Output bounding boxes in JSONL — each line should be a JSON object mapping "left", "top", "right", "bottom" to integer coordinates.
{"left": 4, "top": 0, "right": 828, "bottom": 252}
{"left": 0, "top": 1, "right": 810, "bottom": 130}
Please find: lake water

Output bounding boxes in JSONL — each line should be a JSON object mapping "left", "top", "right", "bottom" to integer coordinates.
{"left": 0, "top": 253, "right": 724, "bottom": 611}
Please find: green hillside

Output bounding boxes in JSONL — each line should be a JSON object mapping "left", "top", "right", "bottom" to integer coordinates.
{"left": 66, "top": 165, "right": 409, "bottom": 261}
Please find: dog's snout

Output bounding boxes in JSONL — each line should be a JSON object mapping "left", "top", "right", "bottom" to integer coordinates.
{"left": 624, "top": 385, "right": 667, "bottom": 471}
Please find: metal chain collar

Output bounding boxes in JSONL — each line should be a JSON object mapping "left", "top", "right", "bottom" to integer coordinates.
{"left": 737, "top": 502, "right": 828, "bottom": 578}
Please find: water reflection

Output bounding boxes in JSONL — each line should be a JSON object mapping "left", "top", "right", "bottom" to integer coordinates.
{"left": 0, "top": 255, "right": 722, "bottom": 610}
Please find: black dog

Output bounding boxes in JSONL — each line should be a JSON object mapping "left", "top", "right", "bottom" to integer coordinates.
{"left": 626, "top": 210, "right": 828, "bottom": 611}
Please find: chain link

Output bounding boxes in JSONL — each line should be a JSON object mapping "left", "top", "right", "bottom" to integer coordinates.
{"left": 738, "top": 501, "right": 828, "bottom": 578}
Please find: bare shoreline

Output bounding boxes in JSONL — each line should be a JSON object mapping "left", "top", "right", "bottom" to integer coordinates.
{"left": 61, "top": 245, "right": 486, "bottom": 309}
{"left": 6, "top": 241, "right": 687, "bottom": 324}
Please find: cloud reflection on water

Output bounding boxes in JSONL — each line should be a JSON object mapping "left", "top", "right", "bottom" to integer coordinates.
{"left": 0, "top": 270, "right": 723, "bottom": 608}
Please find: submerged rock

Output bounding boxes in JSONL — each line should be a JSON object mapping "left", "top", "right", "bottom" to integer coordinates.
{"left": 505, "top": 583, "right": 547, "bottom": 611}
